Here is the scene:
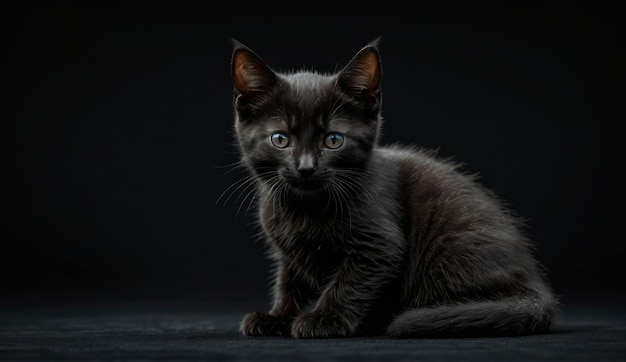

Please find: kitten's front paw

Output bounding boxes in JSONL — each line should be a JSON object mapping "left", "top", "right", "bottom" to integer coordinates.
{"left": 291, "top": 312, "right": 355, "bottom": 338}
{"left": 240, "top": 312, "right": 291, "bottom": 336}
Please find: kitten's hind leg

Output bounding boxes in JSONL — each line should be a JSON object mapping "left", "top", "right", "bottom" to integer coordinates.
{"left": 386, "top": 292, "right": 557, "bottom": 338}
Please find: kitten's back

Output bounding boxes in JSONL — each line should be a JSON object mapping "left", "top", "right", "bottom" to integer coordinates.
{"left": 376, "top": 145, "right": 556, "bottom": 317}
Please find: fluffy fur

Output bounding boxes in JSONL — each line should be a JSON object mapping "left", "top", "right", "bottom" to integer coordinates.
{"left": 229, "top": 39, "right": 557, "bottom": 338}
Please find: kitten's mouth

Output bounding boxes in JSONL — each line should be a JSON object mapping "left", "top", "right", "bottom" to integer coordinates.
{"left": 287, "top": 179, "right": 325, "bottom": 194}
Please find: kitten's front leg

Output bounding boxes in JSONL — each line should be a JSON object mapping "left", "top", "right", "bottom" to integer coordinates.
{"left": 291, "top": 253, "right": 397, "bottom": 338}
{"left": 240, "top": 262, "right": 310, "bottom": 336}
{"left": 240, "top": 311, "right": 291, "bottom": 337}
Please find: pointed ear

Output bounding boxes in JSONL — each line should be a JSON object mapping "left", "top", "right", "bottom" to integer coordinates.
{"left": 231, "top": 41, "right": 276, "bottom": 98}
{"left": 338, "top": 40, "right": 382, "bottom": 104}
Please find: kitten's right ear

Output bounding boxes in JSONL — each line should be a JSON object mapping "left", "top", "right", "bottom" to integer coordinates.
{"left": 337, "top": 39, "right": 382, "bottom": 107}
{"left": 231, "top": 40, "right": 276, "bottom": 101}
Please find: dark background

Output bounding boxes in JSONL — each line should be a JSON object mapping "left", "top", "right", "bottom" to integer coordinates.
{"left": 1, "top": 3, "right": 623, "bottom": 309}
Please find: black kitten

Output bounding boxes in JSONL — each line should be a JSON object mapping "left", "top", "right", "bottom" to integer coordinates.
{"left": 230, "top": 39, "right": 557, "bottom": 338}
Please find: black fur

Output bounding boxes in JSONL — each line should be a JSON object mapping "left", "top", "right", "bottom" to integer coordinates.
{"left": 229, "top": 39, "right": 557, "bottom": 338}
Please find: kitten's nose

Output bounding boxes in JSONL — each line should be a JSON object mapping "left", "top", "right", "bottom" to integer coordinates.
{"left": 297, "top": 154, "right": 317, "bottom": 178}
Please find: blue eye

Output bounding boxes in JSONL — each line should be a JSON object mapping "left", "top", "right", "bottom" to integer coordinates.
{"left": 324, "top": 133, "right": 344, "bottom": 149}
{"left": 270, "top": 132, "right": 289, "bottom": 148}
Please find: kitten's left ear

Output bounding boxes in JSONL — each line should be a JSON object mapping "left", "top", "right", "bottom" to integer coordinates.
{"left": 338, "top": 39, "right": 382, "bottom": 104}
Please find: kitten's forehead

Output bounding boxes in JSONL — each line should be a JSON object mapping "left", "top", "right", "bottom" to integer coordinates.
{"left": 283, "top": 71, "right": 333, "bottom": 86}
{"left": 277, "top": 71, "right": 336, "bottom": 129}
{"left": 281, "top": 72, "right": 334, "bottom": 102}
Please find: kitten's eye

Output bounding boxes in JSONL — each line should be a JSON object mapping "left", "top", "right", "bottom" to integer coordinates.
{"left": 324, "top": 133, "right": 345, "bottom": 149}
{"left": 270, "top": 132, "right": 290, "bottom": 148}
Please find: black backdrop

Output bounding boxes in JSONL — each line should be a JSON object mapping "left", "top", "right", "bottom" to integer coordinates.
{"left": 1, "top": 3, "right": 623, "bottom": 307}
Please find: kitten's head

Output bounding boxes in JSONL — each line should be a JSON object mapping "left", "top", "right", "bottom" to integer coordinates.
{"left": 231, "top": 40, "right": 382, "bottom": 196}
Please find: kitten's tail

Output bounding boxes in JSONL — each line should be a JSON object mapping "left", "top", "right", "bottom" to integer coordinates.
{"left": 385, "top": 292, "right": 557, "bottom": 338}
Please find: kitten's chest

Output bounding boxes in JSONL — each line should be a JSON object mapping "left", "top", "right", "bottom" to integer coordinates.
{"left": 259, "top": 199, "right": 347, "bottom": 274}
{"left": 261, "top": 207, "right": 343, "bottom": 251}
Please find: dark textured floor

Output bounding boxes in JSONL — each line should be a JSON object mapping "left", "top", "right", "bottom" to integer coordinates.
{"left": 1, "top": 300, "right": 625, "bottom": 361}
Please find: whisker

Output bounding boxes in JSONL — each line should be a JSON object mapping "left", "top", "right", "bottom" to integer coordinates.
{"left": 263, "top": 174, "right": 285, "bottom": 220}
{"left": 336, "top": 170, "right": 377, "bottom": 201}
{"left": 214, "top": 160, "right": 244, "bottom": 171}
{"left": 215, "top": 177, "right": 254, "bottom": 206}
{"left": 233, "top": 179, "right": 256, "bottom": 205}
{"left": 244, "top": 194, "right": 257, "bottom": 215}
{"left": 322, "top": 183, "right": 333, "bottom": 215}
{"left": 236, "top": 174, "right": 277, "bottom": 218}
{"left": 331, "top": 178, "right": 354, "bottom": 235}
{"left": 329, "top": 180, "right": 340, "bottom": 225}
{"left": 216, "top": 170, "right": 275, "bottom": 207}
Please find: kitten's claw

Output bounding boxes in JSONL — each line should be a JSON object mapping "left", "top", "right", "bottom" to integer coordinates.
{"left": 291, "top": 312, "right": 355, "bottom": 338}
{"left": 240, "top": 312, "right": 291, "bottom": 336}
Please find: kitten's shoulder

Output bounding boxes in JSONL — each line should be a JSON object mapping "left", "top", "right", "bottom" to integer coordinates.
{"left": 373, "top": 143, "right": 482, "bottom": 194}
{"left": 375, "top": 144, "right": 462, "bottom": 174}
